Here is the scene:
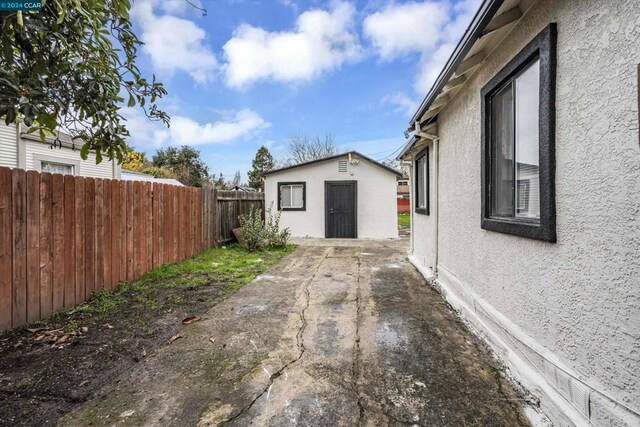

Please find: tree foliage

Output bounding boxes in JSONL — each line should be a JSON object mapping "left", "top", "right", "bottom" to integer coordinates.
{"left": 281, "top": 134, "right": 339, "bottom": 166}
{"left": 0, "top": 0, "right": 169, "bottom": 164}
{"left": 152, "top": 146, "right": 210, "bottom": 187}
{"left": 122, "top": 149, "right": 147, "bottom": 171}
{"left": 248, "top": 146, "right": 274, "bottom": 190}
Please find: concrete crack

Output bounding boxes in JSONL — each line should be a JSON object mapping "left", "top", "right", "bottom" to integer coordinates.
{"left": 352, "top": 257, "right": 365, "bottom": 425}
{"left": 220, "top": 251, "right": 327, "bottom": 425}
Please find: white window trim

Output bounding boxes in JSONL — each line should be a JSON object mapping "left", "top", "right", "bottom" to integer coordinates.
{"left": 33, "top": 153, "right": 80, "bottom": 175}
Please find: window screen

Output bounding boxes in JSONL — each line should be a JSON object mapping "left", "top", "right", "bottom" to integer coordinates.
{"left": 41, "top": 161, "right": 74, "bottom": 175}
{"left": 490, "top": 59, "right": 540, "bottom": 219}
{"left": 415, "top": 148, "right": 428, "bottom": 214}
{"left": 278, "top": 183, "right": 305, "bottom": 210}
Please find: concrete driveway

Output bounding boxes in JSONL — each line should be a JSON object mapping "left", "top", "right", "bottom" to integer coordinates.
{"left": 61, "top": 239, "right": 530, "bottom": 426}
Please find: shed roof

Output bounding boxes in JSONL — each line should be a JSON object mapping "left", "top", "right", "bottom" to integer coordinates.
{"left": 263, "top": 151, "right": 402, "bottom": 177}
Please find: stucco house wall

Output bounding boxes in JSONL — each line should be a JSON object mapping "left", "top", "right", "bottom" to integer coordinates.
{"left": 408, "top": 146, "right": 436, "bottom": 276}
{"left": 264, "top": 155, "right": 398, "bottom": 239}
{"left": 0, "top": 123, "right": 120, "bottom": 179}
{"left": 408, "top": 0, "right": 640, "bottom": 425}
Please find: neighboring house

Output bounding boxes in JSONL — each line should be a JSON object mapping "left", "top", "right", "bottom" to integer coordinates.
{"left": 0, "top": 123, "right": 121, "bottom": 178}
{"left": 231, "top": 185, "right": 259, "bottom": 192}
{"left": 398, "top": 1, "right": 639, "bottom": 426}
{"left": 397, "top": 178, "right": 410, "bottom": 214}
{"left": 121, "top": 170, "right": 184, "bottom": 186}
{"left": 264, "top": 151, "right": 400, "bottom": 239}
{"left": 396, "top": 178, "right": 409, "bottom": 199}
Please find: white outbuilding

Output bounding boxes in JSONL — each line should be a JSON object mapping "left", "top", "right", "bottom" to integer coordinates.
{"left": 264, "top": 151, "right": 401, "bottom": 239}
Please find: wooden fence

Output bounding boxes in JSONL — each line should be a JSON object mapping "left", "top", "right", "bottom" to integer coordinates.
{"left": 0, "top": 167, "right": 263, "bottom": 330}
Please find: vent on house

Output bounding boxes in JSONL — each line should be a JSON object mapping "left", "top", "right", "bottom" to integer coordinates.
{"left": 338, "top": 160, "right": 348, "bottom": 173}
{"left": 543, "top": 360, "right": 591, "bottom": 418}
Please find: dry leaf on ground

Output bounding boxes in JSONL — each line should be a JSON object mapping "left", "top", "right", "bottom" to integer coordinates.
{"left": 169, "top": 334, "right": 183, "bottom": 343}
{"left": 181, "top": 316, "right": 201, "bottom": 325}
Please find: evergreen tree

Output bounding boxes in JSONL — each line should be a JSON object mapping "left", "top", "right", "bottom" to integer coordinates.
{"left": 248, "top": 146, "right": 274, "bottom": 190}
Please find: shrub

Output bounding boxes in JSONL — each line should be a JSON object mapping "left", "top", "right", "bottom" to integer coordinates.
{"left": 264, "top": 203, "right": 291, "bottom": 248}
{"left": 239, "top": 203, "right": 291, "bottom": 252}
{"left": 239, "top": 205, "right": 266, "bottom": 252}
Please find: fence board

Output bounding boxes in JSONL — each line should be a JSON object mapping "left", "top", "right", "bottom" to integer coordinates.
{"left": 52, "top": 174, "right": 64, "bottom": 312}
{"left": 103, "top": 180, "right": 112, "bottom": 291}
{"left": 0, "top": 166, "right": 263, "bottom": 329}
{"left": 145, "top": 183, "right": 153, "bottom": 269}
{"left": 74, "top": 177, "right": 85, "bottom": 304}
{"left": 84, "top": 178, "right": 96, "bottom": 298}
{"left": 133, "top": 181, "right": 143, "bottom": 281}
{"left": 63, "top": 175, "right": 75, "bottom": 308}
{"left": 26, "top": 171, "right": 40, "bottom": 323}
{"left": 152, "top": 183, "right": 160, "bottom": 269}
{"left": 0, "top": 168, "right": 12, "bottom": 329}
{"left": 126, "top": 181, "right": 134, "bottom": 282}
{"left": 39, "top": 173, "right": 53, "bottom": 318}
{"left": 119, "top": 181, "right": 128, "bottom": 283}
{"left": 110, "top": 180, "right": 119, "bottom": 290}
{"left": 95, "top": 179, "right": 104, "bottom": 293}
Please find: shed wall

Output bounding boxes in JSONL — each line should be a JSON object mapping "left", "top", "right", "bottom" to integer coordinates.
{"left": 264, "top": 156, "right": 398, "bottom": 239}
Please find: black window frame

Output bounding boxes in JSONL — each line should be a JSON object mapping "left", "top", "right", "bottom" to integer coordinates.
{"left": 481, "top": 23, "right": 557, "bottom": 242}
{"left": 414, "top": 147, "right": 429, "bottom": 215}
{"left": 277, "top": 181, "right": 306, "bottom": 211}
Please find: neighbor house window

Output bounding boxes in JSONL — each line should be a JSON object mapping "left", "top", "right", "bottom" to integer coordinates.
{"left": 41, "top": 161, "right": 75, "bottom": 175}
{"left": 278, "top": 182, "right": 305, "bottom": 211}
{"left": 414, "top": 148, "right": 428, "bottom": 215}
{"left": 481, "top": 24, "right": 557, "bottom": 242}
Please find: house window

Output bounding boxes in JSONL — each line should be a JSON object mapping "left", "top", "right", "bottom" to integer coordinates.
{"left": 278, "top": 182, "right": 305, "bottom": 211}
{"left": 414, "top": 148, "right": 428, "bottom": 215}
{"left": 481, "top": 24, "right": 557, "bottom": 242}
{"left": 41, "top": 161, "right": 75, "bottom": 175}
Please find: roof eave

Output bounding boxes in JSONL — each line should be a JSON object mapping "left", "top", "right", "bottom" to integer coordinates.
{"left": 408, "top": 0, "right": 505, "bottom": 129}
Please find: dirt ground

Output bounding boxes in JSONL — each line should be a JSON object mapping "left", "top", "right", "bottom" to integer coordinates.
{"left": 0, "top": 245, "right": 291, "bottom": 426}
{"left": 55, "top": 239, "right": 535, "bottom": 426}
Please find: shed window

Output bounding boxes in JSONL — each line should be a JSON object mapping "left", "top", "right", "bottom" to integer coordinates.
{"left": 278, "top": 182, "right": 305, "bottom": 211}
{"left": 415, "top": 148, "right": 428, "bottom": 215}
{"left": 481, "top": 24, "right": 556, "bottom": 242}
{"left": 41, "top": 161, "right": 75, "bottom": 175}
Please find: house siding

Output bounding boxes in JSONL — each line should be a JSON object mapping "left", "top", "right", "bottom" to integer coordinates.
{"left": 0, "top": 123, "right": 18, "bottom": 168}
{"left": 413, "top": 0, "right": 639, "bottom": 424}
{"left": 264, "top": 156, "right": 398, "bottom": 239}
{"left": 0, "top": 123, "right": 119, "bottom": 178}
{"left": 24, "top": 140, "right": 117, "bottom": 179}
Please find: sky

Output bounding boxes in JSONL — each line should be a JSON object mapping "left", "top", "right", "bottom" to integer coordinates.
{"left": 123, "top": 0, "right": 481, "bottom": 181}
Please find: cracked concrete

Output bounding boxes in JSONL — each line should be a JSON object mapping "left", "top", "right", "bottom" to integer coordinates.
{"left": 59, "top": 239, "right": 530, "bottom": 426}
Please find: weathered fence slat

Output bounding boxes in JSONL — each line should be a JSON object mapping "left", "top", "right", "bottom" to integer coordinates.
{"left": 52, "top": 174, "right": 64, "bottom": 312}
{"left": 39, "top": 173, "right": 53, "bottom": 318}
{"left": 0, "top": 166, "right": 263, "bottom": 330}
{"left": 12, "top": 169, "right": 27, "bottom": 326}
{"left": 0, "top": 168, "right": 12, "bottom": 329}
{"left": 63, "top": 175, "right": 75, "bottom": 308}
{"left": 26, "top": 170, "right": 40, "bottom": 323}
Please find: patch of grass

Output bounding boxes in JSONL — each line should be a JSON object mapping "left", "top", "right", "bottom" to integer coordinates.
{"left": 72, "top": 244, "right": 296, "bottom": 317}
{"left": 398, "top": 213, "right": 411, "bottom": 228}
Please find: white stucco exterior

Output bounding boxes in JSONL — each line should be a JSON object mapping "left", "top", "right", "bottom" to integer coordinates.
{"left": 0, "top": 123, "right": 120, "bottom": 179}
{"left": 264, "top": 153, "right": 399, "bottom": 239}
{"left": 404, "top": 0, "right": 640, "bottom": 425}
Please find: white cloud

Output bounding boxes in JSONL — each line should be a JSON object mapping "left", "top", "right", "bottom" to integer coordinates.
{"left": 132, "top": 0, "right": 218, "bottom": 84}
{"left": 363, "top": 2, "right": 449, "bottom": 60}
{"left": 381, "top": 92, "right": 420, "bottom": 117}
{"left": 122, "top": 108, "right": 270, "bottom": 149}
{"left": 222, "top": 1, "right": 362, "bottom": 89}
{"left": 364, "top": 0, "right": 481, "bottom": 94}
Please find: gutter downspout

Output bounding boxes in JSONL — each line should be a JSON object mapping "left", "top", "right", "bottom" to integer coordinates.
{"left": 432, "top": 137, "right": 440, "bottom": 276}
